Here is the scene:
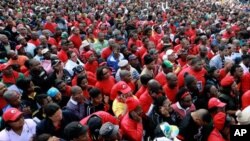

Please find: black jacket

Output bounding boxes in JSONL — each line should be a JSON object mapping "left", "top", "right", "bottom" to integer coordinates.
{"left": 36, "top": 110, "right": 79, "bottom": 138}
{"left": 0, "top": 42, "right": 16, "bottom": 59}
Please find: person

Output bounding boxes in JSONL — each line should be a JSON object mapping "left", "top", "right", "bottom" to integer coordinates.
{"left": 0, "top": 82, "right": 8, "bottom": 110}
{"left": 84, "top": 51, "right": 99, "bottom": 74}
{"left": 0, "top": 108, "right": 36, "bottom": 141}
{"left": 64, "top": 50, "right": 84, "bottom": 76}
{"left": 177, "top": 109, "right": 212, "bottom": 141}
{"left": 121, "top": 97, "right": 143, "bottom": 141}
{"left": 107, "top": 43, "right": 124, "bottom": 73}
{"left": 99, "top": 122, "right": 121, "bottom": 141}
{"left": 155, "top": 60, "right": 173, "bottom": 86}
{"left": 0, "top": 34, "right": 16, "bottom": 60}
{"left": 57, "top": 40, "right": 70, "bottom": 63}
{"left": 206, "top": 66, "right": 220, "bottom": 89}
{"left": 209, "top": 45, "right": 229, "bottom": 69}
{"left": 141, "top": 54, "right": 155, "bottom": 77}
{"left": 239, "top": 54, "right": 250, "bottom": 74}
{"left": 207, "top": 112, "right": 232, "bottom": 141}
{"left": 154, "top": 122, "right": 179, "bottom": 141}
{"left": 69, "top": 27, "right": 82, "bottom": 49}
{"left": 33, "top": 94, "right": 53, "bottom": 122}
{"left": 47, "top": 87, "right": 63, "bottom": 106}
{"left": 171, "top": 88, "right": 196, "bottom": 120}
{"left": 50, "top": 59, "right": 72, "bottom": 85}
{"left": 93, "top": 32, "right": 109, "bottom": 55}
{"left": 163, "top": 73, "right": 179, "bottom": 103}
{"left": 115, "top": 59, "right": 140, "bottom": 82}
{"left": 208, "top": 97, "right": 226, "bottom": 118}
{"left": 36, "top": 103, "right": 79, "bottom": 138}
{"left": 32, "top": 133, "right": 61, "bottom": 141}
{"left": 64, "top": 121, "right": 89, "bottom": 141}
{"left": 65, "top": 86, "right": 86, "bottom": 119}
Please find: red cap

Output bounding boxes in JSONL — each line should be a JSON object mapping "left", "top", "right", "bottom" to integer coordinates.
{"left": 3, "top": 108, "right": 23, "bottom": 122}
{"left": 242, "top": 90, "right": 250, "bottom": 109}
{"left": 0, "top": 63, "right": 11, "bottom": 71}
{"left": 208, "top": 97, "right": 226, "bottom": 109}
{"left": 213, "top": 112, "right": 226, "bottom": 131}
{"left": 16, "top": 45, "right": 24, "bottom": 50}
{"left": 84, "top": 51, "right": 94, "bottom": 59}
{"left": 110, "top": 81, "right": 132, "bottom": 100}
{"left": 220, "top": 75, "right": 234, "bottom": 87}
{"left": 126, "top": 97, "right": 140, "bottom": 112}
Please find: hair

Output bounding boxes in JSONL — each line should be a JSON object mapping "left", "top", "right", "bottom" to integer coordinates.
{"left": 77, "top": 74, "right": 88, "bottom": 86}
{"left": 230, "top": 64, "right": 241, "bottom": 75}
{"left": 71, "top": 86, "right": 82, "bottom": 96}
{"left": 32, "top": 133, "right": 52, "bottom": 141}
{"left": 89, "top": 87, "right": 101, "bottom": 98}
{"left": 199, "top": 109, "right": 212, "bottom": 123}
{"left": 44, "top": 103, "right": 60, "bottom": 117}
{"left": 96, "top": 66, "right": 109, "bottom": 81}
{"left": 154, "top": 95, "right": 167, "bottom": 114}
{"left": 16, "top": 77, "right": 33, "bottom": 96}
{"left": 35, "top": 94, "right": 48, "bottom": 106}
{"left": 3, "top": 90, "right": 17, "bottom": 101}
{"left": 67, "top": 50, "right": 74, "bottom": 58}
{"left": 190, "top": 56, "right": 202, "bottom": 66}
{"left": 184, "top": 73, "right": 196, "bottom": 87}
{"left": 144, "top": 54, "right": 154, "bottom": 65}
{"left": 176, "top": 87, "right": 189, "bottom": 102}
{"left": 140, "top": 74, "right": 153, "bottom": 85}
{"left": 206, "top": 66, "right": 217, "bottom": 79}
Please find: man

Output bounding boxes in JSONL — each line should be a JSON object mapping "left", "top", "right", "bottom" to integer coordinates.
{"left": 69, "top": 27, "right": 82, "bottom": 49}
{"left": 101, "top": 38, "right": 116, "bottom": 60}
{"left": 28, "top": 31, "right": 40, "bottom": 47}
{"left": 64, "top": 121, "right": 89, "bottom": 141}
{"left": 140, "top": 54, "right": 155, "bottom": 77}
{"left": 210, "top": 45, "right": 229, "bottom": 69}
{"left": 115, "top": 59, "right": 139, "bottom": 82}
{"left": 128, "top": 54, "right": 142, "bottom": 73}
{"left": 99, "top": 122, "right": 121, "bottom": 141}
{"left": 0, "top": 108, "right": 36, "bottom": 141}
{"left": 121, "top": 97, "right": 143, "bottom": 141}
{"left": 17, "top": 36, "right": 36, "bottom": 57}
{"left": 65, "top": 86, "right": 86, "bottom": 119}
{"left": 155, "top": 60, "right": 173, "bottom": 86}
{"left": 84, "top": 51, "right": 98, "bottom": 74}
{"left": 50, "top": 59, "right": 72, "bottom": 85}
{"left": 208, "top": 97, "right": 226, "bottom": 118}
{"left": 107, "top": 43, "right": 124, "bottom": 73}
{"left": 39, "top": 35, "right": 51, "bottom": 49}
{"left": 163, "top": 73, "right": 179, "bottom": 103}
{"left": 177, "top": 109, "right": 212, "bottom": 141}
{"left": 0, "top": 82, "right": 7, "bottom": 110}
{"left": 139, "top": 79, "right": 162, "bottom": 114}
{"left": 93, "top": 32, "right": 109, "bottom": 55}
{"left": 239, "top": 54, "right": 250, "bottom": 74}
{"left": 57, "top": 40, "right": 70, "bottom": 63}
{"left": 7, "top": 50, "right": 29, "bottom": 72}
{"left": 0, "top": 34, "right": 16, "bottom": 60}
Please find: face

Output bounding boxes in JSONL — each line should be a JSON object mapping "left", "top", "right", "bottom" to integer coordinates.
{"left": 57, "top": 82, "right": 66, "bottom": 92}
{"left": 209, "top": 86, "right": 219, "bottom": 98}
{"left": 50, "top": 109, "right": 63, "bottom": 122}
{"left": 80, "top": 78, "right": 88, "bottom": 90}
{"left": 113, "top": 47, "right": 120, "bottom": 56}
{"left": 93, "top": 94, "right": 103, "bottom": 105}
{"left": 8, "top": 115, "right": 24, "bottom": 130}
{"left": 31, "top": 60, "right": 43, "bottom": 72}
{"left": 73, "top": 89, "right": 84, "bottom": 104}
{"left": 2, "top": 67, "right": 13, "bottom": 76}
{"left": 71, "top": 53, "right": 78, "bottom": 62}
{"left": 53, "top": 61, "right": 63, "bottom": 72}
{"left": 147, "top": 61, "right": 155, "bottom": 70}
{"left": 180, "top": 95, "right": 192, "bottom": 108}
{"left": 213, "top": 69, "right": 220, "bottom": 79}
{"left": 131, "top": 106, "right": 143, "bottom": 122}
{"left": 9, "top": 92, "right": 21, "bottom": 107}
{"left": 235, "top": 67, "right": 243, "bottom": 78}
{"left": 123, "top": 73, "right": 132, "bottom": 82}
{"left": 42, "top": 96, "right": 53, "bottom": 107}
{"left": 160, "top": 99, "right": 173, "bottom": 117}
{"left": 102, "top": 68, "right": 110, "bottom": 79}
{"left": 0, "top": 84, "right": 7, "bottom": 96}
{"left": 98, "top": 33, "right": 105, "bottom": 41}
{"left": 168, "top": 76, "right": 178, "bottom": 88}
{"left": 193, "top": 60, "right": 203, "bottom": 71}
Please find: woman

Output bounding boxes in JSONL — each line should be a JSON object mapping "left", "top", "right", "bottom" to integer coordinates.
{"left": 95, "top": 66, "right": 115, "bottom": 98}
{"left": 206, "top": 66, "right": 220, "bottom": 89}
{"left": 36, "top": 103, "right": 79, "bottom": 138}
{"left": 77, "top": 74, "right": 92, "bottom": 99}
{"left": 64, "top": 50, "right": 84, "bottom": 76}
{"left": 0, "top": 108, "right": 36, "bottom": 141}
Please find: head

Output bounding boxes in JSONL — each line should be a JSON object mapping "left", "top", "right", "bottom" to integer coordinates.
{"left": 204, "top": 85, "right": 219, "bottom": 98}
{"left": 61, "top": 40, "right": 70, "bottom": 51}
{"left": 71, "top": 86, "right": 84, "bottom": 104}
{"left": 3, "top": 108, "right": 24, "bottom": 131}
{"left": 192, "top": 109, "right": 212, "bottom": 127}
{"left": 230, "top": 64, "right": 243, "bottom": 79}
{"left": 98, "top": 32, "right": 105, "bottom": 42}
{"left": 87, "top": 115, "right": 102, "bottom": 138}
{"left": 199, "top": 45, "right": 208, "bottom": 58}
{"left": 67, "top": 50, "right": 78, "bottom": 62}
{"left": 166, "top": 73, "right": 178, "bottom": 89}
{"left": 47, "top": 87, "right": 62, "bottom": 102}
{"left": 126, "top": 97, "right": 143, "bottom": 122}
{"left": 1, "top": 63, "right": 13, "bottom": 76}
{"left": 148, "top": 79, "right": 162, "bottom": 100}
{"left": 16, "top": 77, "right": 35, "bottom": 96}
{"left": 207, "top": 66, "right": 220, "bottom": 79}
{"left": 176, "top": 88, "right": 193, "bottom": 109}
{"left": 213, "top": 112, "right": 233, "bottom": 139}
{"left": 44, "top": 103, "right": 63, "bottom": 122}
{"left": 140, "top": 74, "right": 153, "bottom": 86}
{"left": 112, "top": 44, "right": 121, "bottom": 57}
{"left": 120, "top": 70, "right": 132, "bottom": 83}
{"left": 190, "top": 57, "right": 203, "bottom": 72}
{"left": 3, "top": 90, "right": 21, "bottom": 108}
{"left": 8, "top": 50, "right": 18, "bottom": 60}
{"left": 208, "top": 97, "right": 226, "bottom": 116}
{"left": 218, "top": 45, "right": 229, "bottom": 57}
{"left": 52, "top": 59, "right": 63, "bottom": 72}
{"left": 35, "top": 94, "right": 53, "bottom": 108}
{"left": 89, "top": 88, "right": 103, "bottom": 105}
{"left": 144, "top": 54, "right": 155, "bottom": 70}
{"left": 242, "top": 54, "right": 250, "bottom": 67}
{"left": 0, "top": 34, "right": 9, "bottom": 44}
{"left": 162, "top": 60, "right": 173, "bottom": 74}
{"left": 29, "top": 59, "right": 43, "bottom": 73}
{"left": 31, "top": 31, "right": 39, "bottom": 40}
{"left": 184, "top": 73, "right": 198, "bottom": 92}
{"left": 96, "top": 66, "right": 110, "bottom": 81}
{"left": 64, "top": 122, "right": 89, "bottom": 141}
{"left": 99, "top": 122, "right": 121, "bottom": 141}
{"left": 154, "top": 96, "right": 173, "bottom": 117}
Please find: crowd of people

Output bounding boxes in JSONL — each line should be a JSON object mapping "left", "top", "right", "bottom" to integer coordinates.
{"left": 0, "top": 0, "right": 250, "bottom": 141}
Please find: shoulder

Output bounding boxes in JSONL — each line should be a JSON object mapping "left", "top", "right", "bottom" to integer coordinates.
{"left": 0, "top": 129, "right": 8, "bottom": 140}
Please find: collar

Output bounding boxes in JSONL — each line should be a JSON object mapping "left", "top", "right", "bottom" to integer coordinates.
{"left": 70, "top": 97, "right": 78, "bottom": 105}
{"left": 176, "top": 102, "right": 190, "bottom": 111}
{"left": 28, "top": 92, "right": 37, "bottom": 100}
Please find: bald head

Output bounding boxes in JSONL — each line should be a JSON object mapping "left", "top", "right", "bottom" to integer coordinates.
{"left": 166, "top": 73, "right": 177, "bottom": 80}
{"left": 120, "top": 70, "right": 130, "bottom": 80}
{"left": 71, "top": 86, "right": 83, "bottom": 96}
{"left": 192, "top": 109, "right": 212, "bottom": 125}
{"left": 148, "top": 79, "right": 161, "bottom": 91}
{"left": 3, "top": 90, "right": 18, "bottom": 101}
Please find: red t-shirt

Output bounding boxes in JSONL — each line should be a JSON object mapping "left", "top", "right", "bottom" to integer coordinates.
{"left": 139, "top": 90, "right": 153, "bottom": 114}
{"left": 163, "top": 84, "right": 178, "bottom": 103}
{"left": 135, "top": 86, "right": 147, "bottom": 99}
{"left": 28, "top": 39, "right": 40, "bottom": 47}
{"left": 95, "top": 76, "right": 116, "bottom": 96}
{"left": 44, "top": 22, "right": 57, "bottom": 33}
{"left": 71, "top": 71, "right": 97, "bottom": 87}
{"left": 101, "top": 47, "right": 112, "bottom": 60}
{"left": 69, "top": 34, "right": 82, "bottom": 49}
{"left": 127, "top": 38, "right": 143, "bottom": 50}
{"left": 57, "top": 50, "right": 68, "bottom": 63}
{"left": 85, "top": 61, "right": 98, "bottom": 74}
{"left": 155, "top": 72, "right": 166, "bottom": 86}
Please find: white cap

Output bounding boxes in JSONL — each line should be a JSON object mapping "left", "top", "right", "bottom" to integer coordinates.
{"left": 118, "top": 60, "right": 128, "bottom": 68}
{"left": 41, "top": 48, "right": 49, "bottom": 54}
{"left": 81, "top": 40, "right": 90, "bottom": 48}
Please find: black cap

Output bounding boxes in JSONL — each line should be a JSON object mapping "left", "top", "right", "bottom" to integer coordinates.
{"left": 73, "top": 65, "right": 84, "bottom": 74}
{"left": 64, "top": 122, "right": 88, "bottom": 140}
{"left": 51, "top": 59, "right": 61, "bottom": 67}
{"left": 87, "top": 115, "right": 102, "bottom": 135}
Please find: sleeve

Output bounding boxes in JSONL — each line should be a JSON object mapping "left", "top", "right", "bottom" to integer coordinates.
{"left": 209, "top": 59, "right": 217, "bottom": 69}
{"left": 177, "top": 72, "right": 185, "bottom": 88}
{"left": 104, "top": 112, "right": 119, "bottom": 125}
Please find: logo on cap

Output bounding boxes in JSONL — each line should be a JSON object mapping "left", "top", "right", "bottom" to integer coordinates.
{"left": 122, "top": 84, "right": 127, "bottom": 89}
{"left": 10, "top": 109, "right": 16, "bottom": 114}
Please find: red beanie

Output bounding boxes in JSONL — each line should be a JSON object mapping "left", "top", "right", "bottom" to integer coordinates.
{"left": 126, "top": 97, "right": 140, "bottom": 112}
{"left": 213, "top": 112, "right": 226, "bottom": 131}
{"left": 220, "top": 75, "right": 234, "bottom": 87}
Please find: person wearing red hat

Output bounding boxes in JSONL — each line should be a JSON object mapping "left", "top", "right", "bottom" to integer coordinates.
{"left": 121, "top": 97, "right": 143, "bottom": 141}
{"left": 84, "top": 50, "right": 99, "bottom": 74}
{"left": 0, "top": 63, "right": 25, "bottom": 87}
{"left": 207, "top": 112, "right": 232, "bottom": 141}
{"left": 0, "top": 108, "right": 36, "bottom": 141}
{"left": 208, "top": 97, "right": 226, "bottom": 118}
{"left": 111, "top": 81, "right": 133, "bottom": 119}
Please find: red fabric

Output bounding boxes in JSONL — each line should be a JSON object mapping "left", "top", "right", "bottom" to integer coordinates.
{"left": 71, "top": 71, "right": 97, "bottom": 86}
{"left": 155, "top": 72, "right": 166, "bottom": 86}
{"left": 135, "top": 86, "right": 147, "bottom": 99}
{"left": 2, "top": 71, "right": 20, "bottom": 85}
{"left": 171, "top": 102, "right": 196, "bottom": 119}
{"left": 153, "top": 32, "right": 164, "bottom": 45}
{"left": 120, "top": 113, "right": 143, "bottom": 141}
{"left": 189, "top": 45, "right": 199, "bottom": 55}
{"left": 127, "top": 81, "right": 136, "bottom": 93}
{"left": 57, "top": 50, "right": 68, "bottom": 63}
{"left": 177, "top": 59, "right": 187, "bottom": 67}
{"left": 69, "top": 34, "right": 82, "bottom": 49}
{"left": 44, "top": 22, "right": 57, "bottom": 33}
{"left": 173, "top": 44, "right": 182, "bottom": 53}
{"left": 81, "top": 50, "right": 95, "bottom": 63}
{"left": 219, "top": 68, "right": 228, "bottom": 81}
{"left": 85, "top": 61, "right": 98, "bottom": 74}
{"left": 139, "top": 90, "right": 153, "bottom": 114}
{"left": 127, "top": 38, "right": 143, "bottom": 50}
{"left": 163, "top": 84, "right": 178, "bottom": 103}
{"left": 241, "top": 73, "right": 250, "bottom": 94}
{"left": 185, "top": 28, "right": 196, "bottom": 38}
{"left": 126, "top": 97, "right": 140, "bottom": 112}
{"left": 101, "top": 47, "right": 112, "bottom": 60}
{"left": 137, "top": 46, "right": 147, "bottom": 59}
{"left": 213, "top": 112, "right": 226, "bottom": 131}
{"left": 0, "top": 97, "right": 7, "bottom": 110}
{"left": 83, "top": 89, "right": 90, "bottom": 99}
{"left": 62, "top": 85, "right": 71, "bottom": 97}
{"left": 220, "top": 75, "right": 234, "bottom": 87}
{"left": 241, "top": 90, "right": 250, "bottom": 109}
{"left": 80, "top": 111, "right": 119, "bottom": 125}
{"left": 28, "top": 39, "right": 40, "bottom": 47}
{"left": 95, "top": 76, "right": 116, "bottom": 96}
{"left": 207, "top": 50, "right": 216, "bottom": 60}
{"left": 169, "top": 24, "right": 177, "bottom": 34}
{"left": 222, "top": 31, "right": 235, "bottom": 39}
{"left": 177, "top": 67, "right": 207, "bottom": 91}
{"left": 207, "top": 129, "right": 226, "bottom": 141}
{"left": 48, "top": 37, "right": 58, "bottom": 47}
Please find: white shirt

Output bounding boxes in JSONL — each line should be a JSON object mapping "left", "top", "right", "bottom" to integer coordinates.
{"left": 240, "top": 62, "right": 249, "bottom": 74}
{"left": 0, "top": 119, "right": 36, "bottom": 141}
{"left": 24, "top": 43, "right": 36, "bottom": 57}
{"left": 64, "top": 59, "right": 84, "bottom": 76}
